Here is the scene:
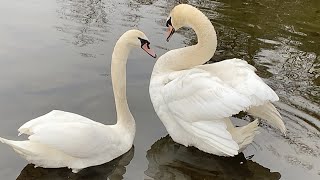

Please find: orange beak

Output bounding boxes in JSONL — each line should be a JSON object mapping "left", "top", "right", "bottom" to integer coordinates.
{"left": 141, "top": 43, "right": 157, "bottom": 58}
{"left": 166, "top": 25, "right": 175, "bottom": 42}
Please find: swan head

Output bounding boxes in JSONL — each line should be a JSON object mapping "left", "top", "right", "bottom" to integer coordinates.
{"left": 165, "top": 4, "right": 201, "bottom": 42}
{"left": 122, "top": 29, "right": 157, "bottom": 58}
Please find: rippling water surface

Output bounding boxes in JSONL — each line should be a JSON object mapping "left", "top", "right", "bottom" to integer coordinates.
{"left": 0, "top": 0, "right": 319, "bottom": 179}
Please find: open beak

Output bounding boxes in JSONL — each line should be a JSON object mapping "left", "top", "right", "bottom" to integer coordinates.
{"left": 166, "top": 25, "right": 175, "bottom": 42}
{"left": 141, "top": 43, "right": 157, "bottom": 58}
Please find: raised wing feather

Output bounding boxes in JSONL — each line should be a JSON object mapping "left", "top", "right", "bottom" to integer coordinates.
{"left": 198, "top": 58, "right": 279, "bottom": 105}
{"left": 198, "top": 59, "right": 285, "bottom": 133}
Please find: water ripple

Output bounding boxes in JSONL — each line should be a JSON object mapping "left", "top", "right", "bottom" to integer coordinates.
{"left": 55, "top": 0, "right": 111, "bottom": 47}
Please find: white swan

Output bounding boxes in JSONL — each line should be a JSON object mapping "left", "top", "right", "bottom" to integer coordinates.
{"left": 0, "top": 29, "right": 156, "bottom": 172}
{"left": 149, "top": 4, "right": 286, "bottom": 156}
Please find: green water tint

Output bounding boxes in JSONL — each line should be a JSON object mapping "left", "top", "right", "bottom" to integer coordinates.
{"left": 173, "top": 0, "right": 320, "bottom": 106}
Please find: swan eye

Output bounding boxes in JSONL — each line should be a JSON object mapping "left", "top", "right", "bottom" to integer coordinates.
{"left": 166, "top": 17, "right": 172, "bottom": 27}
{"left": 138, "top": 37, "right": 150, "bottom": 48}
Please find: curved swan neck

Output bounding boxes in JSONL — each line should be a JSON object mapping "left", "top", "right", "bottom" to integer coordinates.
{"left": 111, "top": 37, "right": 135, "bottom": 132}
{"left": 154, "top": 6, "right": 217, "bottom": 73}
{"left": 189, "top": 12, "right": 217, "bottom": 50}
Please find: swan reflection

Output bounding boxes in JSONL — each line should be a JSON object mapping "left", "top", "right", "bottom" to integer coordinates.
{"left": 16, "top": 146, "right": 134, "bottom": 180}
{"left": 145, "top": 136, "right": 281, "bottom": 180}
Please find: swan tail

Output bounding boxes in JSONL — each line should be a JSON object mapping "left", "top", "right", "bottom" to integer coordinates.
{"left": 0, "top": 137, "right": 70, "bottom": 169}
{"left": 229, "top": 119, "right": 260, "bottom": 151}
{"left": 0, "top": 137, "right": 35, "bottom": 157}
{"left": 247, "top": 102, "right": 286, "bottom": 135}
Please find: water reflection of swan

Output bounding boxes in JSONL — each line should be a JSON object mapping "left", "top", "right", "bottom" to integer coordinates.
{"left": 16, "top": 146, "right": 134, "bottom": 180}
{"left": 145, "top": 136, "right": 281, "bottom": 180}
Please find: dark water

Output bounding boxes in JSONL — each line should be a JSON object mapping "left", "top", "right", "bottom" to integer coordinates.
{"left": 0, "top": 0, "right": 319, "bottom": 179}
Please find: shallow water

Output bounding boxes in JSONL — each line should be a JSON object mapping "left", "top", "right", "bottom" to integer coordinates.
{"left": 0, "top": 0, "right": 319, "bottom": 179}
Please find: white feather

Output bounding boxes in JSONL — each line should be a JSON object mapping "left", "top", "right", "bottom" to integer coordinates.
{"left": 150, "top": 4, "right": 286, "bottom": 156}
{"left": 0, "top": 30, "right": 152, "bottom": 172}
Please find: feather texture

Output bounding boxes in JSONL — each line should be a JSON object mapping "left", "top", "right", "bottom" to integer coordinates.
{"left": 150, "top": 4, "right": 285, "bottom": 156}
{"left": 0, "top": 30, "right": 154, "bottom": 172}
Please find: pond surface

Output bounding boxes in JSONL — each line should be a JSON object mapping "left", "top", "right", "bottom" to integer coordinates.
{"left": 0, "top": 0, "right": 319, "bottom": 179}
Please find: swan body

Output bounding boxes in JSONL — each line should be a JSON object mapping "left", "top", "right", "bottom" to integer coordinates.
{"left": 0, "top": 29, "right": 156, "bottom": 172}
{"left": 150, "top": 4, "right": 286, "bottom": 156}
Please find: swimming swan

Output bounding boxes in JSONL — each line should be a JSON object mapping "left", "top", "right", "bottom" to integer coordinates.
{"left": 149, "top": 4, "right": 286, "bottom": 156}
{"left": 0, "top": 29, "right": 156, "bottom": 172}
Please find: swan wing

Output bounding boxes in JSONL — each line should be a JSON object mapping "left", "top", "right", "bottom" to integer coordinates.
{"left": 198, "top": 59, "right": 285, "bottom": 133}
{"left": 28, "top": 122, "right": 118, "bottom": 158}
{"left": 18, "top": 110, "right": 103, "bottom": 136}
{"left": 159, "top": 69, "right": 257, "bottom": 155}
{"left": 198, "top": 58, "right": 279, "bottom": 105}
{"left": 162, "top": 68, "right": 252, "bottom": 122}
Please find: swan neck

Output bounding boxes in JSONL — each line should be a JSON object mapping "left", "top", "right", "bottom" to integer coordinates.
{"left": 111, "top": 39, "right": 135, "bottom": 134}
{"left": 183, "top": 9, "right": 217, "bottom": 65}
{"left": 189, "top": 13, "right": 217, "bottom": 49}
{"left": 153, "top": 8, "right": 217, "bottom": 73}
